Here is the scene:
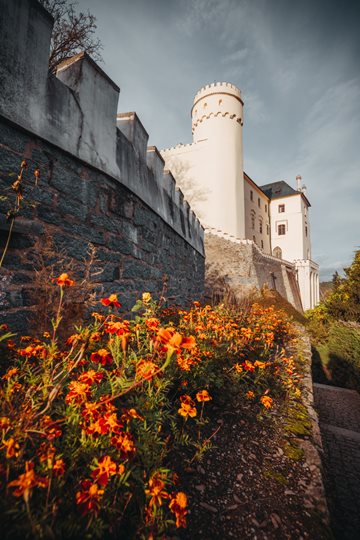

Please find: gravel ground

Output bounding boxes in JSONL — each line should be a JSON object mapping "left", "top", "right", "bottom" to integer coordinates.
{"left": 171, "top": 398, "right": 330, "bottom": 540}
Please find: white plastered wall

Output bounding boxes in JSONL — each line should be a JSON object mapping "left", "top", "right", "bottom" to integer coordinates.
{"left": 244, "top": 176, "right": 271, "bottom": 254}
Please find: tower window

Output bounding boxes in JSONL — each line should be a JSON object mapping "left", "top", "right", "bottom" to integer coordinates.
{"left": 266, "top": 224, "right": 269, "bottom": 235}
{"left": 278, "top": 224, "right": 286, "bottom": 235}
{"left": 305, "top": 226, "right": 308, "bottom": 237}
{"left": 265, "top": 204, "right": 268, "bottom": 213}
{"left": 250, "top": 190, "right": 253, "bottom": 201}
{"left": 278, "top": 204, "right": 285, "bottom": 213}
{"left": 253, "top": 235, "right": 256, "bottom": 244}
{"left": 261, "top": 240, "right": 264, "bottom": 249}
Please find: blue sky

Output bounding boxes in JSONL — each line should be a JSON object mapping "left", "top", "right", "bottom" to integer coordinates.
{"left": 78, "top": 0, "right": 360, "bottom": 280}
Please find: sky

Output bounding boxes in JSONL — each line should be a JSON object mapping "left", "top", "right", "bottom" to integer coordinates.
{"left": 77, "top": 0, "right": 360, "bottom": 281}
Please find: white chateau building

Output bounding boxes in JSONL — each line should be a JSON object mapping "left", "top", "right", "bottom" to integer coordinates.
{"left": 161, "top": 82, "right": 319, "bottom": 310}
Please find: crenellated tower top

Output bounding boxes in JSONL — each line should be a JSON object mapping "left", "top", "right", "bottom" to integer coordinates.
{"left": 191, "top": 82, "right": 244, "bottom": 141}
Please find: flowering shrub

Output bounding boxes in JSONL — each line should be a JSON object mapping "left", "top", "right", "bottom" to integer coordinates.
{"left": 0, "top": 277, "right": 299, "bottom": 539}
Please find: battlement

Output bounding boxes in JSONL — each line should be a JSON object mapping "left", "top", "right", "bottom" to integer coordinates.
{"left": 0, "top": 0, "right": 203, "bottom": 255}
{"left": 194, "top": 82, "right": 242, "bottom": 100}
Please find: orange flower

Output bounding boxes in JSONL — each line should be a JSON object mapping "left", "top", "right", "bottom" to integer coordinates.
{"left": 2, "top": 368, "right": 19, "bottom": 380}
{"left": 242, "top": 360, "right": 255, "bottom": 372}
{"left": 40, "top": 416, "right": 62, "bottom": 440}
{"left": 110, "top": 432, "right": 136, "bottom": 459}
{"left": 178, "top": 395, "right": 197, "bottom": 418}
{"left": 65, "top": 381, "right": 91, "bottom": 405}
{"left": 4, "top": 437, "right": 20, "bottom": 458}
{"left": 100, "top": 294, "right": 121, "bottom": 308}
{"left": 246, "top": 391, "right": 255, "bottom": 400}
{"left": 121, "top": 408, "right": 145, "bottom": 422}
{"left": 136, "top": 360, "right": 158, "bottom": 381}
{"left": 234, "top": 363, "right": 243, "bottom": 374}
{"left": 157, "top": 328, "right": 196, "bottom": 353}
{"left": 78, "top": 370, "right": 104, "bottom": 386}
{"left": 260, "top": 395, "right": 273, "bottom": 409}
{"left": 0, "top": 416, "right": 10, "bottom": 430}
{"left": 53, "top": 458, "right": 65, "bottom": 477}
{"left": 52, "top": 273, "right": 74, "bottom": 287}
{"left": 75, "top": 479, "right": 104, "bottom": 516}
{"left": 91, "top": 455, "right": 117, "bottom": 486}
{"left": 196, "top": 390, "right": 212, "bottom": 402}
{"left": 66, "top": 333, "right": 83, "bottom": 346}
{"left": 104, "top": 320, "right": 130, "bottom": 336}
{"left": 169, "top": 491, "right": 188, "bottom": 528}
{"left": 19, "top": 344, "right": 47, "bottom": 359}
{"left": 145, "top": 318, "right": 160, "bottom": 332}
{"left": 145, "top": 473, "right": 169, "bottom": 508}
{"left": 8, "top": 462, "right": 48, "bottom": 502}
{"left": 254, "top": 360, "right": 266, "bottom": 369}
{"left": 90, "top": 349, "right": 113, "bottom": 366}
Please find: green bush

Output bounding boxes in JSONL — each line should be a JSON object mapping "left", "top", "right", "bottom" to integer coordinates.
{"left": 326, "top": 322, "right": 360, "bottom": 391}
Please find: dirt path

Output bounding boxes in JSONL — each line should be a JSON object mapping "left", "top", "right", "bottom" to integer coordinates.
{"left": 313, "top": 383, "right": 360, "bottom": 539}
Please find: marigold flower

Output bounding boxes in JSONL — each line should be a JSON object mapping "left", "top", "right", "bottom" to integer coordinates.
{"left": 0, "top": 416, "right": 10, "bottom": 430}
{"left": 169, "top": 491, "right": 188, "bottom": 528}
{"left": 196, "top": 390, "right": 212, "bottom": 402}
{"left": 91, "top": 455, "right": 117, "bottom": 486}
{"left": 52, "top": 273, "right": 74, "bottom": 287}
{"left": 53, "top": 458, "right": 65, "bottom": 477}
{"left": 100, "top": 294, "right": 121, "bottom": 308}
{"left": 104, "top": 320, "right": 130, "bottom": 337}
{"left": 19, "top": 344, "right": 47, "bottom": 359}
{"left": 246, "top": 390, "right": 255, "bottom": 400}
{"left": 157, "top": 327, "right": 196, "bottom": 353}
{"left": 136, "top": 360, "right": 158, "bottom": 381}
{"left": 2, "top": 367, "right": 19, "bottom": 380}
{"left": 65, "top": 381, "right": 91, "bottom": 405}
{"left": 78, "top": 370, "right": 104, "bottom": 386}
{"left": 121, "top": 408, "right": 145, "bottom": 422}
{"left": 178, "top": 395, "right": 197, "bottom": 418}
{"left": 40, "top": 416, "right": 62, "bottom": 440}
{"left": 234, "top": 363, "right": 243, "bottom": 374}
{"left": 66, "top": 333, "right": 83, "bottom": 346}
{"left": 90, "top": 349, "right": 113, "bottom": 366}
{"left": 254, "top": 361, "right": 267, "bottom": 369}
{"left": 8, "top": 461, "right": 48, "bottom": 502}
{"left": 242, "top": 360, "right": 255, "bottom": 372}
{"left": 145, "top": 474, "right": 169, "bottom": 508}
{"left": 260, "top": 395, "right": 273, "bottom": 409}
{"left": 110, "top": 432, "right": 136, "bottom": 459}
{"left": 142, "top": 292, "right": 152, "bottom": 304}
{"left": 145, "top": 317, "right": 160, "bottom": 332}
{"left": 75, "top": 479, "right": 104, "bottom": 516}
{"left": 4, "top": 437, "right": 20, "bottom": 458}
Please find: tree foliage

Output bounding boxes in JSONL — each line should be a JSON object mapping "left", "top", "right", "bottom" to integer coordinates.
{"left": 39, "top": 0, "right": 102, "bottom": 73}
{"left": 326, "top": 250, "right": 360, "bottom": 322}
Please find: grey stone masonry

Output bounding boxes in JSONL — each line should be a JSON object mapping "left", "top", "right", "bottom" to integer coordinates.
{"left": 0, "top": 0, "right": 205, "bottom": 332}
{"left": 314, "top": 383, "right": 360, "bottom": 539}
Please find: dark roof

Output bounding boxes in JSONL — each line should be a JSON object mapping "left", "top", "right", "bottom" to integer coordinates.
{"left": 259, "top": 181, "right": 299, "bottom": 200}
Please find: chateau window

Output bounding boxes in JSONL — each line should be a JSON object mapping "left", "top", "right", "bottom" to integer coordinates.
{"left": 278, "top": 204, "right": 285, "bottom": 213}
{"left": 259, "top": 220, "right": 263, "bottom": 234}
{"left": 261, "top": 240, "right": 264, "bottom": 249}
{"left": 278, "top": 224, "right": 286, "bottom": 235}
{"left": 258, "top": 197, "right": 260, "bottom": 208}
{"left": 266, "top": 224, "right": 269, "bottom": 235}
{"left": 253, "top": 235, "right": 256, "bottom": 244}
{"left": 251, "top": 210, "right": 255, "bottom": 229}
{"left": 250, "top": 190, "right": 253, "bottom": 201}
{"left": 265, "top": 204, "right": 268, "bottom": 213}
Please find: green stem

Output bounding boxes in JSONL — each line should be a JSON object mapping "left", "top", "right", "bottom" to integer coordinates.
{"left": 0, "top": 218, "right": 15, "bottom": 267}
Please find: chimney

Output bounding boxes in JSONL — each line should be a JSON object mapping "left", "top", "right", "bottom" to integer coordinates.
{"left": 296, "top": 175, "right": 302, "bottom": 191}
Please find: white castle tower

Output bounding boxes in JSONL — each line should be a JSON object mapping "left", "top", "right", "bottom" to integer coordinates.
{"left": 161, "top": 82, "right": 319, "bottom": 311}
{"left": 162, "top": 82, "right": 246, "bottom": 238}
